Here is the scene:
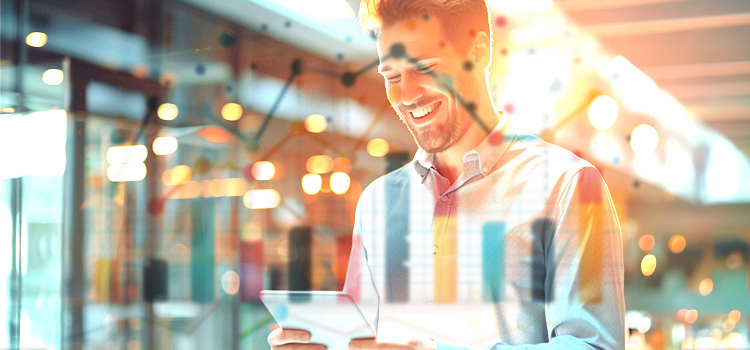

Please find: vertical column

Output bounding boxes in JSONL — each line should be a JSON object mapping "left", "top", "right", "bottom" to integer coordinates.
{"left": 385, "top": 178, "right": 409, "bottom": 303}
{"left": 191, "top": 198, "right": 215, "bottom": 303}
{"left": 288, "top": 226, "right": 312, "bottom": 295}
{"left": 240, "top": 240, "right": 263, "bottom": 303}
{"left": 481, "top": 222, "right": 505, "bottom": 303}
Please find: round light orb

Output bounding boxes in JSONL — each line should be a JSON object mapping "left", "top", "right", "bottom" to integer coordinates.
{"left": 367, "top": 138, "right": 389, "bottom": 157}
{"left": 638, "top": 234, "right": 655, "bottom": 251}
{"left": 243, "top": 189, "right": 280, "bottom": 209}
{"left": 306, "top": 155, "right": 334, "bottom": 174}
{"left": 42, "top": 69, "right": 64, "bottom": 86}
{"left": 157, "top": 103, "right": 179, "bottom": 121}
{"left": 26, "top": 32, "right": 48, "bottom": 47}
{"left": 698, "top": 278, "right": 713, "bottom": 296}
{"left": 221, "top": 270, "right": 240, "bottom": 295}
{"left": 668, "top": 235, "right": 686, "bottom": 254}
{"left": 251, "top": 161, "right": 275, "bottom": 181}
{"left": 221, "top": 102, "right": 243, "bottom": 121}
{"left": 330, "top": 172, "right": 351, "bottom": 194}
{"left": 301, "top": 174, "right": 322, "bottom": 195}
{"left": 305, "top": 114, "right": 327, "bottom": 133}
{"left": 588, "top": 95, "right": 619, "bottom": 131}
{"left": 153, "top": 136, "right": 178, "bottom": 155}
{"left": 641, "top": 254, "right": 656, "bottom": 276}
{"left": 630, "top": 124, "right": 659, "bottom": 155}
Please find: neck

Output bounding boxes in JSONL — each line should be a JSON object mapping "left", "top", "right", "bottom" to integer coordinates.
{"left": 433, "top": 101, "right": 500, "bottom": 184}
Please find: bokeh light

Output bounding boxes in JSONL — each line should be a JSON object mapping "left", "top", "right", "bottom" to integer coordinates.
{"left": 163, "top": 165, "right": 192, "bottom": 186}
{"left": 242, "top": 189, "right": 280, "bottom": 209}
{"left": 306, "top": 155, "right": 334, "bottom": 174}
{"left": 630, "top": 124, "right": 659, "bottom": 155}
{"left": 221, "top": 102, "right": 243, "bottom": 121}
{"left": 305, "top": 114, "right": 327, "bottom": 133}
{"left": 723, "top": 319, "right": 737, "bottom": 333}
{"left": 638, "top": 234, "right": 655, "bottom": 251}
{"left": 25, "top": 32, "right": 47, "bottom": 47}
{"left": 330, "top": 172, "right": 350, "bottom": 194}
{"left": 685, "top": 309, "right": 698, "bottom": 324}
{"left": 106, "top": 163, "right": 147, "bottom": 182}
{"left": 588, "top": 95, "right": 618, "bottom": 131}
{"left": 728, "top": 310, "right": 741, "bottom": 323}
{"left": 152, "top": 136, "right": 178, "bottom": 155}
{"left": 251, "top": 161, "right": 275, "bottom": 181}
{"left": 668, "top": 235, "right": 686, "bottom": 254}
{"left": 106, "top": 145, "right": 148, "bottom": 164}
{"left": 42, "top": 69, "right": 64, "bottom": 86}
{"left": 726, "top": 251, "right": 743, "bottom": 270}
{"left": 221, "top": 270, "right": 240, "bottom": 295}
{"left": 301, "top": 174, "right": 322, "bottom": 195}
{"left": 641, "top": 254, "right": 656, "bottom": 276}
{"left": 699, "top": 278, "right": 714, "bottom": 296}
{"left": 367, "top": 138, "right": 389, "bottom": 157}
{"left": 157, "top": 103, "right": 179, "bottom": 121}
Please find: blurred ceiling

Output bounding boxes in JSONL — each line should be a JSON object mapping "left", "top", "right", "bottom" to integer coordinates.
{"left": 556, "top": 0, "right": 750, "bottom": 159}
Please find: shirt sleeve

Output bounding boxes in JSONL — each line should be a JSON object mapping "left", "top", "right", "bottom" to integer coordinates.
{"left": 495, "top": 166, "right": 625, "bottom": 349}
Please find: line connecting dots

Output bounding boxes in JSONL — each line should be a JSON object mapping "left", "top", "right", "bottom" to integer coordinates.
{"left": 253, "top": 59, "right": 302, "bottom": 143}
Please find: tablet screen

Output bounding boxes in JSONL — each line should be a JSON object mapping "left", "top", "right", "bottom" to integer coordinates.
{"left": 260, "top": 290, "right": 376, "bottom": 348}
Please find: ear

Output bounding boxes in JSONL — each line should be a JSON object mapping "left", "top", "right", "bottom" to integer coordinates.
{"left": 471, "top": 31, "right": 492, "bottom": 71}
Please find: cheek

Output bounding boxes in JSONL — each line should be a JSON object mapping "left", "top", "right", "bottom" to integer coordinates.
{"left": 386, "top": 85, "right": 401, "bottom": 103}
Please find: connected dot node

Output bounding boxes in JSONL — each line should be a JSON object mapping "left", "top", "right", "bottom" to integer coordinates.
{"left": 389, "top": 43, "right": 406, "bottom": 59}
{"left": 495, "top": 16, "right": 507, "bottom": 27}
{"left": 195, "top": 64, "right": 206, "bottom": 75}
{"left": 305, "top": 114, "right": 328, "bottom": 133}
{"left": 291, "top": 59, "right": 302, "bottom": 75}
{"left": 465, "top": 102, "right": 477, "bottom": 113}
{"left": 463, "top": 60, "right": 473, "bottom": 71}
{"left": 219, "top": 31, "right": 236, "bottom": 47}
{"left": 341, "top": 72, "right": 357, "bottom": 87}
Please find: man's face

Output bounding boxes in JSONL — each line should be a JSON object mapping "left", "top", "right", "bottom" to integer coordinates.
{"left": 377, "top": 17, "right": 478, "bottom": 153}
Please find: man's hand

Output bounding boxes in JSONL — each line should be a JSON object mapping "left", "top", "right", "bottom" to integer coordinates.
{"left": 348, "top": 338, "right": 437, "bottom": 350}
{"left": 267, "top": 325, "right": 327, "bottom": 350}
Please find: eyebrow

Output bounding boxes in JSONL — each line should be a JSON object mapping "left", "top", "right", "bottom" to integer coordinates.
{"left": 378, "top": 57, "right": 442, "bottom": 74}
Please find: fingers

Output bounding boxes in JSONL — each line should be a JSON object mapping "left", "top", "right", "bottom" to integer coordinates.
{"left": 349, "top": 338, "right": 411, "bottom": 350}
{"left": 268, "top": 328, "right": 326, "bottom": 350}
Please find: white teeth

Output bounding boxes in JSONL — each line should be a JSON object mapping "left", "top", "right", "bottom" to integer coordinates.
{"left": 411, "top": 102, "right": 437, "bottom": 119}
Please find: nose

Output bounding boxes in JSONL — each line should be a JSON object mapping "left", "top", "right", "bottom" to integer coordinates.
{"left": 400, "top": 72, "right": 424, "bottom": 106}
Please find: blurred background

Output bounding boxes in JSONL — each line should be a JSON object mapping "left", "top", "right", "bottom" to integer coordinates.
{"left": 1, "top": 0, "right": 749, "bottom": 349}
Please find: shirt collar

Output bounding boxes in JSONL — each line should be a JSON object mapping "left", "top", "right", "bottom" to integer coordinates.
{"left": 412, "top": 112, "right": 512, "bottom": 183}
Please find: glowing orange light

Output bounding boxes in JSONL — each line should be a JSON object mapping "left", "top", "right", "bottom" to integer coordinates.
{"left": 221, "top": 103, "right": 243, "bottom": 121}
{"left": 306, "top": 155, "right": 334, "bottom": 174}
{"left": 367, "top": 138, "right": 389, "bottom": 157}
{"left": 305, "top": 114, "right": 327, "bottom": 133}
{"left": 699, "top": 278, "right": 713, "bottom": 296}
{"left": 685, "top": 309, "right": 698, "bottom": 324}
{"left": 668, "top": 235, "right": 686, "bottom": 254}
{"left": 638, "top": 234, "right": 655, "bottom": 251}
{"left": 588, "top": 95, "right": 618, "bottom": 131}
{"left": 196, "top": 126, "right": 233, "bottom": 143}
{"left": 728, "top": 310, "right": 741, "bottom": 323}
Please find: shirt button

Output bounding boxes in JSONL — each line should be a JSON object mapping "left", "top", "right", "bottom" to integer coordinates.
{"left": 441, "top": 195, "right": 449, "bottom": 202}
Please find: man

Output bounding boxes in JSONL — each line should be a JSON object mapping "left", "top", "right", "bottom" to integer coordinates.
{"left": 269, "top": 0, "right": 625, "bottom": 349}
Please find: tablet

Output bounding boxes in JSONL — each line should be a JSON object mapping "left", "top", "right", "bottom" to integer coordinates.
{"left": 260, "top": 290, "right": 376, "bottom": 349}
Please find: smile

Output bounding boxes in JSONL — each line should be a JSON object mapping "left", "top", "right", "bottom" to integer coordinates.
{"left": 410, "top": 101, "right": 441, "bottom": 119}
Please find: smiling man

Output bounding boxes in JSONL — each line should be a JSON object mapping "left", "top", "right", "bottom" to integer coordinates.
{"left": 269, "top": 0, "right": 625, "bottom": 349}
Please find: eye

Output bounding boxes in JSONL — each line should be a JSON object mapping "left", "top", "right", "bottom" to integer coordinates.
{"left": 385, "top": 75, "right": 401, "bottom": 83}
{"left": 417, "top": 64, "right": 435, "bottom": 74}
